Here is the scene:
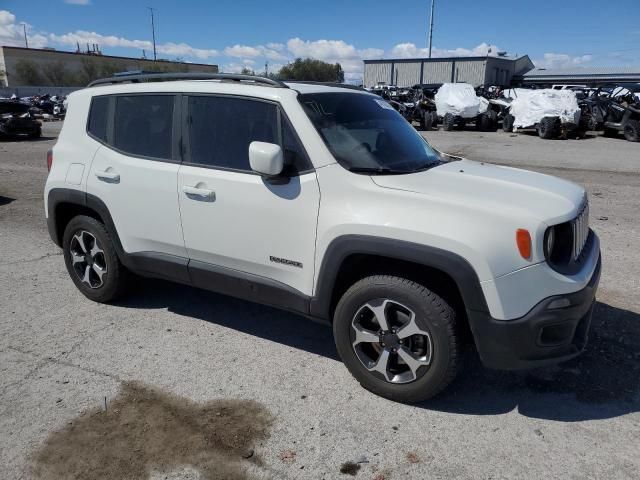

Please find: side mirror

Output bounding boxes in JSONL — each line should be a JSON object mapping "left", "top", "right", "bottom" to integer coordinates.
{"left": 249, "top": 141, "right": 284, "bottom": 177}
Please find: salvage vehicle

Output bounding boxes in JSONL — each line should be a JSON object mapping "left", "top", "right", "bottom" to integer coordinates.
{"left": 45, "top": 73, "right": 601, "bottom": 402}
{"left": 0, "top": 100, "right": 42, "bottom": 139}
{"left": 405, "top": 85, "right": 439, "bottom": 131}
{"left": 435, "top": 83, "right": 496, "bottom": 132}
{"left": 601, "top": 85, "right": 640, "bottom": 142}
{"left": 508, "top": 88, "right": 587, "bottom": 139}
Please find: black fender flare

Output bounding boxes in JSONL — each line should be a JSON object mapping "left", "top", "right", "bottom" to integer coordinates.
{"left": 309, "top": 235, "right": 489, "bottom": 320}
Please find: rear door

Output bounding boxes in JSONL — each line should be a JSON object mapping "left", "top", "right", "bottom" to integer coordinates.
{"left": 177, "top": 94, "right": 320, "bottom": 297}
{"left": 86, "top": 94, "right": 187, "bottom": 259}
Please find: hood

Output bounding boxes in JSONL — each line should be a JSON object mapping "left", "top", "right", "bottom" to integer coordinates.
{"left": 371, "top": 159, "right": 585, "bottom": 226}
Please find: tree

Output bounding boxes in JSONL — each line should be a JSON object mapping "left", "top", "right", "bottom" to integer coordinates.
{"left": 15, "top": 59, "right": 45, "bottom": 86}
{"left": 277, "top": 58, "right": 344, "bottom": 83}
{"left": 240, "top": 67, "right": 255, "bottom": 76}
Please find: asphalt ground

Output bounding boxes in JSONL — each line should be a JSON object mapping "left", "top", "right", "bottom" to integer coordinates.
{"left": 1, "top": 122, "right": 639, "bottom": 479}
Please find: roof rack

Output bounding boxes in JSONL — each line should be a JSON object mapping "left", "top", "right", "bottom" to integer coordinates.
{"left": 87, "top": 72, "right": 289, "bottom": 88}
{"left": 285, "top": 81, "right": 365, "bottom": 91}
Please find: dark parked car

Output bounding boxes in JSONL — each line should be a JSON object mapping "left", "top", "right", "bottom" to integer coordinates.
{"left": 0, "top": 100, "right": 42, "bottom": 139}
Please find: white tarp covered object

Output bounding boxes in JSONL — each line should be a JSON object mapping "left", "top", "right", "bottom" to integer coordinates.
{"left": 435, "top": 83, "right": 488, "bottom": 118}
{"left": 508, "top": 89, "right": 581, "bottom": 128}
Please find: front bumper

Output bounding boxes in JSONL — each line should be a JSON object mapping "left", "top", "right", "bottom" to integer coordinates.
{"left": 469, "top": 253, "right": 601, "bottom": 370}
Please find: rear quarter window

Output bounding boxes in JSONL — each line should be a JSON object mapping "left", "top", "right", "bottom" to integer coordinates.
{"left": 87, "top": 96, "right": 109, "bottom": 142}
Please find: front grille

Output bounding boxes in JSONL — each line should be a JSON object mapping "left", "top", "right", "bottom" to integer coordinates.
{"left": 571, "top": 199, "right": 589, "bottom": 261}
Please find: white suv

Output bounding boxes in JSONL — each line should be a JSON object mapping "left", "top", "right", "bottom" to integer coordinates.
{"left": 45, "top": 73, "right": 601, "bottom": 402}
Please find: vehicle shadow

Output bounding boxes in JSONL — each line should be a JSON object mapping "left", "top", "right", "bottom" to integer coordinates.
{"left": 423, "top": 301, "right": 640, "bottom": 422}
{"left": 117, "top": 281, "right": 639, "bottom": 422}
{"left": 0, "top": 195, "right": 16, "bottom": 206}
{"left": 117, "top": 278, "right": 339, "bottom": 361}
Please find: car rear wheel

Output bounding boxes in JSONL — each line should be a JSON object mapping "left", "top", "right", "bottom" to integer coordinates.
{"left": 62, "top": 215, "right": 129, "bottom": 303}
{"left": 538, "top": 116, "right": 560, "bottom": 139}
{"left": 333, "top": 275, "right": 459, "bottom": 403}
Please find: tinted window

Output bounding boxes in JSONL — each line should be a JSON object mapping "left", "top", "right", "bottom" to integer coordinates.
{"left": 188, "top": 96, "right": 277, "bottom": 171}
{"left": 87, "top": 96, "right": 108, "bottom": 142}
{"left": 113, "top": 95, "right": 174, "bottom": 160}
{"left": 282, "top": 116, "right": 311, "bottom": 173}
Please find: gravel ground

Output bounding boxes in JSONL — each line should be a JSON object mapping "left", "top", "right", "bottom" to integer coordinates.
{"left": 1, "top": 122, "right": 639, "bottom": 480}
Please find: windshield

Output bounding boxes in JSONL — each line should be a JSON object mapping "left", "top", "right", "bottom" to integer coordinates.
{"left": 299, "top": 92, "right": 444, "bottom": 174}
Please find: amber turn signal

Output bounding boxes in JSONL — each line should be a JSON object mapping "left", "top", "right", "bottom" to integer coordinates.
{"left": 516, "top": 229, "right": 532, "bottom": 259}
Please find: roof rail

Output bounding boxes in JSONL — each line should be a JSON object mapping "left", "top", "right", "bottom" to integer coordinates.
{"left": 285, "top": 81, "right": 365, "bottom": 91}
{"left": 87, "top": 72, "right": 289, "bottom": 88}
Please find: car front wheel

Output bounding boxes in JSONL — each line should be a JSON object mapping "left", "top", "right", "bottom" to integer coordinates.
{"left": 333, "top": 275, "right": 459, "bottom": 403}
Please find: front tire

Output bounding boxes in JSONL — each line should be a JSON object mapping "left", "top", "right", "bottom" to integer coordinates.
{"left": 538, "top": 116, "right": 560, "bottom": 139}
{"left": 333, "top": 275, "right": 459, "bottom": 403}
{"left": 62, "top": 215, "right": 129, "bottom": 303}
{"left": 623, "top": 119, "right": 640, "bottom": 142}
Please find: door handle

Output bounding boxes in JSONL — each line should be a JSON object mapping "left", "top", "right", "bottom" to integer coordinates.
{"left": 95, "top": 169, "right": 120, "bottom": 183}
{"left": 183, "top": 185, "right": 215, "bottom": 201}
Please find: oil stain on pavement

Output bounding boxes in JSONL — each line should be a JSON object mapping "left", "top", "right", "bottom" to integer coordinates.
{"left": 30, "top": 381, "right": 273, "bottom": 480}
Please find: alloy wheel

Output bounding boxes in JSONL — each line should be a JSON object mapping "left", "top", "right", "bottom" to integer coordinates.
{"left": 351, "top": 298, "right": 433, "bottom": 384}
{"left": 69, "top": 230, "right": 107, "bottom": 289}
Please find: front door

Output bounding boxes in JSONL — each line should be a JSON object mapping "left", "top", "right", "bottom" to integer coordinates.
{"left": 178, "top": 95, "right": 320, "bottom": 297}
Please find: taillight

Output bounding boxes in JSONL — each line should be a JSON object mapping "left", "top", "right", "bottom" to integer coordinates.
{"left": 47, "top": 149, "right": 53, "bottom": 171}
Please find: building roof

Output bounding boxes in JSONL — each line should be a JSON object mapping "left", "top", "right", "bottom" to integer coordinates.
{"left": 524, "top": 66, "right": 640, "bottom": 77}
{"left": 364, "top": 55, "right": 530, "bottom": 64}
{"left": 0, "top": 45, "right": 218, "bottom": 69}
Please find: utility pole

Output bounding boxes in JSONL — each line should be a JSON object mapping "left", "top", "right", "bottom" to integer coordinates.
{"left": 265, "top": 61, "right": 269, "bottom": 77}
{"left": 427, "top": 0, "right": 435, "bottom": 58}
{"left": 22, "top": 23, "right": 29, "bottom": 49}
{"left": 148, "top": 7, "right": 157, "bottom": 61}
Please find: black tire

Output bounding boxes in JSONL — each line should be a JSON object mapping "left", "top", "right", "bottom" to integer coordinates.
{"left": 603, "top": 127, "right": 619, "bottom": 138}
{"left": 333, "top": 275, "right": 459, "bottom": 403}
{"left": 538, "top": 116, "right": 560, "bottom": 139}
{"left": 442, "top": 113, "right": 455, "bottom": 131}
{"left": 577, "top": 110, "right": 592, "bottom": 139}
{"left": 29, "top": 125, "right": 42, "bottom": 139}
{"left": 420, "top": 110, "right": 433, "bottom": 131}
{"left": 623, "top": 119, "right": 640, "bottom": 142}
{"left": 62, "top": 215, "right": 129, "bottom": 303}
{"left": 430, "top": 111, "right": 439, "bottom": 128}
{"left": 454, "top": 117, "right": 466, "bottom": 131}
{"left": 503, "top": 113, "right": 515, "bottom": 133}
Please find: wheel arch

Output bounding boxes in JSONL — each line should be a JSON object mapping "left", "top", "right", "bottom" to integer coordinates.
{"left": 310, "top": 235, "right": 489, "bottom": 323}
{"left": 47, "top": 188, "right": 124, "bottom": 256}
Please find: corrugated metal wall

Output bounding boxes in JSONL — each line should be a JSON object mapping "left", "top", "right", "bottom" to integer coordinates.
{"left": 364, "top": 58, "right": 516, "bottom": 87}
{"left": 453, "top": 60, "right": 487, "bottom": 87}
{"left": 393, "top": 62, "right": 421, "bottom": 87}
{"left": 364, "top": 62, "right": 393, "bottom": 87}
{"left": 423, "top": 61, "right": 454, "bottom": 84}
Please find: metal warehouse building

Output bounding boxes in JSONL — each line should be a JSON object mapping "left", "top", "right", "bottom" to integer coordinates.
{"left": 364, "top": 55, "right": 534, "bottom": 88}
{"left": 519, "top": 66, "right": 640, "bottom": 87}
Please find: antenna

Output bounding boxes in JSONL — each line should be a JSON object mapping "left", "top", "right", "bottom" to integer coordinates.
{"left": 148, "top": 7, "right": 157, "bottom": 61}
{"left": 427, "top": 0, "right": 435, "bottom": 58}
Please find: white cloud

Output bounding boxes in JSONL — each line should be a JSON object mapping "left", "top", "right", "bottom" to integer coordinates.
{"left": 533, "top": 53, "right": 592, "bottom": 69}
{"left": 224, "top": 44, "right": 286, "bottom": 61}
{"left": 64, "top": 0, "right": 91, "bottom": 5}
{"left": 0, "top": 10, "right": 48, "bottom": 48}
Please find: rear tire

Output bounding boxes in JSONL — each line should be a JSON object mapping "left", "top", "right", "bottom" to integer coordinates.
{"left": 502, "top": 113, "right": 515, "bottom": 133}
{"left": 442, "top": 113, "right": 455, "bottom": 131}
{"left": 623, "top": 119, "right": 640, "bottom": 142}
{"left": 603, "top": 127, "right": 619, "bottom": 138}
{"left": 333, "top": 275, "right": 459, "bottom": 403}
{"left": 430, "top": 111, "right": 439, "bottom": 128}
{"left": 420, "top": 110, "right": 433, "bottom": 131}
{"left": 538, "top": 116, "right": 560, "bottom": 139}
{"left": 62, "top": 215, "right": 129, "bottom": 303}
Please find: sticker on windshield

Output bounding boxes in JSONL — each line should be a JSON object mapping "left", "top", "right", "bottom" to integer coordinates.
{"left": 374, "top": 99, "right": 395, "bottom": 110}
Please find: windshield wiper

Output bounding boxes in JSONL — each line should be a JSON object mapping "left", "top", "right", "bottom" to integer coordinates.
{"left": 347, "top": 166, "right": 409, "bottom": 175}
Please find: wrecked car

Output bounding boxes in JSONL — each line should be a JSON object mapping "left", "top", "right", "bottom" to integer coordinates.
{"left": 0, "top": 100, "right": 42, "bottom": 139}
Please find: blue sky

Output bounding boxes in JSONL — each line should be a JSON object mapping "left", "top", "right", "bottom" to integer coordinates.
{"left": 2, "top": 0, "right": 639, "bottom": 82}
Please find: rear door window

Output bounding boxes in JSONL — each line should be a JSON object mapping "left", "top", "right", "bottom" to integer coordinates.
{"left": 87, "top": 96, "right": 109, "bottom": 142}
{"left": 113, "top": 95, "right": 174, "bottom": 160}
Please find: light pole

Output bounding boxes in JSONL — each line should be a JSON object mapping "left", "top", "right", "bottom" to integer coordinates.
{"left": 148, "top": 7, "right": 157, "bottom": 61}
{"left": 22, "top": 23, "right": 29, "bottom": 49}
{"left": 427, "top": 0, "right": 435, "bottom": 58}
